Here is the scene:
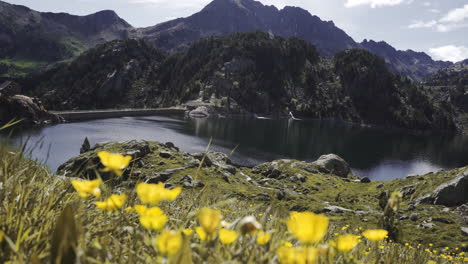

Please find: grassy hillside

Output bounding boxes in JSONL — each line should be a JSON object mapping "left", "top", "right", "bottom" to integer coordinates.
{"left": 0, "top": 139, "right": 466, "bottom": 263}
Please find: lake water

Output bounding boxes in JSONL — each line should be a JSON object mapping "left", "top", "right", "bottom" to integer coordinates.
{"left": 3, "top": 115, "right": 468, "bottom": 181}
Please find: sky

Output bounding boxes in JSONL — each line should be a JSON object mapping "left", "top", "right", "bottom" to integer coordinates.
{"left": 4, "top": 0, "right": 468, "bottom": 62}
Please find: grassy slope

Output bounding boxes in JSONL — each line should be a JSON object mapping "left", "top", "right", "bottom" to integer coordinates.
{"left": 0, "top": 142, "right": 467, "bottom": 263}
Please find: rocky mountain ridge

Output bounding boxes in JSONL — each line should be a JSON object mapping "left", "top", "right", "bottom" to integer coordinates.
{"left": 0, "top": 0, "right": 457, "bottom": 81}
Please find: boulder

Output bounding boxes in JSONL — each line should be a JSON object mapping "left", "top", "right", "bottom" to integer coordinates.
{"left": 188, "top": 106, "right": 211, "bottom": 118}
{"left": 432, "top": 171, "right": 468, "bottom": 206}
{"left": 312, "top": 154, "right": 350, "bottom": 178}
{"left": 0, "top": 94, "right": 62, "bottom": 126}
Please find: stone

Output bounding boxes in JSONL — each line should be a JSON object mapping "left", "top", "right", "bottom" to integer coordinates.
{"left": 0, "top": 94, "right": 63, "bottom": 126}
{"left": 80, "top": 137, "right": 91, "bottom": 154}
{"left": 360, "top": 177, "right": 371, "bottom": 183}
{"left": 409, "top": 213, "right": 419, "bottom": 221}
{"left": 432, "top": 171, "right": 468, "bottom": 206}
{"left": 159, "top": 151, "right": 173, "bottom": 159}
{"left": 188, "top": 106, "right": 211, "bottom": 118}
{"left": 420, "top": 223, "right": 436, "bottom": 229}
{"left": 311, "top": 154, "right": 350, "bottom": 178}
{"left": 376, "top": 183, "right": 384, "bottom": 188}
{"left": 323, "top": 205, "right": 352, "bottom": 214}
{"left": 267, "top": 168, "right": 281, "bottom": 179}
{"left": 461, "top": 227, "right": 468, "bottom": 236}
{"left": 164, "top": 142, "right": 179, "bottom": 151}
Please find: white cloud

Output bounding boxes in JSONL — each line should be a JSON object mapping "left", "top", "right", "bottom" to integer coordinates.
{"left": 408, "top": 20, "right": 437, "bottom": 29}
{"left": 344, "top": 0, "right": 408, "bottom": 8}
{"left": 408, "top": 4, "right": 468, "bottom": 32}
{"left": 429, "top": 45, "right": 468, "bottom": 62}
{"left": 440, "top": 4, "right": 468, "bottom": 23}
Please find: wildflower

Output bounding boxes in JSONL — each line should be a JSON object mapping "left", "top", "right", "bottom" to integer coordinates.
{"left": 427, "top": 261, "right": 437, "bottom": 264}
{"left": 219, "top": 229, "right": 238, "bottom": 245}
{"left": 136, "top": 182, "right": 182, "bottom": 205}
{"left": 256, "top": 232, "right": 271, "bottom": 245}
{"left": 283, "top": 241, "right": 293, "bottom": 248}
{"left": 125, "top": 206, "right": 133, "bottom": 212}
{"left": 387, "top": 191, "right": 403, "bottom": 212}
{"left": 97, "top": 151, "right": 132, "bottom": 177}
{"left": 287, "top": 211, "right": 329, "bottom": 244}
{"left": 362, "top": 229, "right": 388, "bottom": 242}
{"left": 138, "top": 207, "right": 168, "bottom": 230}
{"left": 182, "top": 228, "right": 194, "bottom": 236}
{"left": 335, "top": 234, "right": 360, "bottom": 253}
{"left": 71, "top": 179, "right": 102, "bottom": 198}
{"left": 278, "top": 246, "right": 318, "bottom": 264}
{"left": 238, "top": 216, "right": 262, "bottom": 235}
{"left": 155, "top": 230, "right": 183, "bottom": 256}
{"left": 198, "top": 208, "right": 222, "bottom": 235}
{"left": 134, "top": 204, "right": 149, "bottom": 215}
{"left": 195, "top": 226, "right": 208, "bottom": 241}
{"left": 429, "top": 243, "right": 433, "bottom": 247}
{"left": 95, "top": 194, "right": 127, "bottom": 211}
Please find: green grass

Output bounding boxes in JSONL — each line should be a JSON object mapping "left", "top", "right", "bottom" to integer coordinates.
{"left": 0, "top": 140, "right": 466, "bottom": 263}
{"left": 0, "top": 59, "right": 47, "bottom": 78}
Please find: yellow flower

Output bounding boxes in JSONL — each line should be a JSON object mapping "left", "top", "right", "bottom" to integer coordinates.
{"left": 426, "top": 261, "right": 437, "bottom": 264}
{"left": 136, "top": 182, "right": 182, "bottom": 205}
{"left": 198, "top": 208, "right": 222, "bottom": 235}
{"left": 155, "top": 230, "right": 183, "bottom": 256}
{"left": 95, "top": 194, "right": 127, "bottom": 211}
{"left": 362, "top": 229, "right": 388, "bottom": 242}
{"left": 182, "top": 228, "right": 194, "bottom": 236}
{"left": 287, "top": 212, "right": 329, "bottom": 244}
{"left": 97, "top": 151, "right": 132, "bottom": 177}
{"left": 278, "top": 246, "right": 318, "bottom": 264}
{"left": 138, "top": 206, "right": 168, "bottom": 230}
{"left": 195, "top": 226, "right": 208, "bottom": 241}
{"left": 134, "top": 204, "right": 149, "bottom": 215}
{"left": 335, "top": 234, "right": 359, "bottom": 253}
{"left": 71, "top": 179, "right": 102, "bottom": 198}
{"left": 219, "top": 229, "right": 238, "bottom": 245}
{"left": 256, "top": 232, "right": 272, "bottom": 245}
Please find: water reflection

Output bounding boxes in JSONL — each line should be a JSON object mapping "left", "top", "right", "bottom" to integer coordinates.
{"left": 2, "top": 115, "right": 468, "bottom": 181}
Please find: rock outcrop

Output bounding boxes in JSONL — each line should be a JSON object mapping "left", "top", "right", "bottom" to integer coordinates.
{"left": 0, "top": 88, "right": 62, "bottom": 126}
{"left": 312, "top": 154, "right": 350, "bottom": 178}
{"left": 432, "top": 171, "right": 468, "bottom": 206}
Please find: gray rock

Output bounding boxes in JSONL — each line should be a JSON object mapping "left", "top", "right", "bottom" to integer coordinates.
{"left": 360, "top": 177, "right": 371, "bottom": 183}
{"left": 164, "top": 142, "right": 179, "bottom": 151}
{"left": 461, "top": 227, "right": 468, "bottom": 236}
{"left": 376, "top": 183, "right": 384, "bottom": 188}
{"left": 432, "top": 171, "right": 468, "bottom": 206}
{"left": 420, "top": 223, "right": 436, "bottom": 229}
{"left": 409, "top": 213, "right": 419, "bottom": 221}
{"left": 189, "top": 106, "right": 211, "bottom": 118}
{"left": 323, "top": 205, "right": 352, "bottom": 214}
{"left": 159, "top": 151, "right": 173, "bottom": 159}
{"left": 312, "top": 154, "right": 350, "bottom": 178}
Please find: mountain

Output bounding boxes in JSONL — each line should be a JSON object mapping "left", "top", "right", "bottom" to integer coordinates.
{"left": 25, "top": 32, "right": 455, "bottom": 131}
{"left": 0, "top": 0, "right": 132, "bottom": 77}
{"left": 24, "top": 39, "right": 166, "bottom": 109}
{"left": 0, "top": 0, "right": 452, "bottom": 81}
{"left": 137, "top": 0, "right": 450, "bottom": 80}
{"left": 137, "top": 0, "right": 357, "bottom": 57}
{"left": 360, "top": 40, "right": 452, "bottom": 82}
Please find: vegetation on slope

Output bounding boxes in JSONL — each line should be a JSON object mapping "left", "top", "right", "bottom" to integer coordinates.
{"left": 24, "top": 32, "right": 456, "bottom": 131}
{"left": 1, "top": 137, "right": 466, "bottom": 263}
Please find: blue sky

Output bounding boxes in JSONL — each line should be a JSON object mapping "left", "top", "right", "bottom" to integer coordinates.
{"left": 4, "top": 0, "right": 468, "bottom": 62}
